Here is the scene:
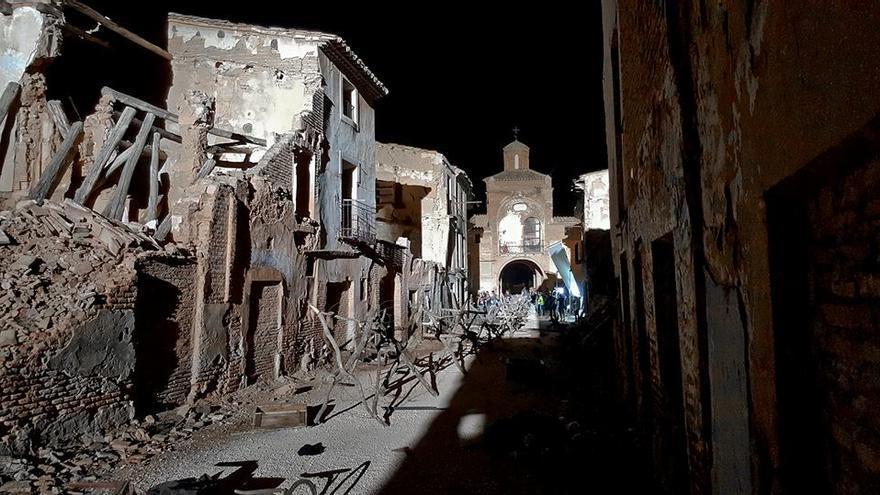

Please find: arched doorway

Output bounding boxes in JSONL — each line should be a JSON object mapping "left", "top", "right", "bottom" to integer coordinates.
{"left": 499, "top": 259, "right": 543, "bottom": 294}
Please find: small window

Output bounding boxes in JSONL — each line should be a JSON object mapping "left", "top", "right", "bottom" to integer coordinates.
{"left": 341, "top": 76, "right": 358, "bottom": 126}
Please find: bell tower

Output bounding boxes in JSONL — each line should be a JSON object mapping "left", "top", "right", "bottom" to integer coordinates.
{"left": 503, "top": 136, "right": 530, "bottom": 171}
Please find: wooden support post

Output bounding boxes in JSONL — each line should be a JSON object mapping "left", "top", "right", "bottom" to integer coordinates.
{"left": 63, "top": 0, "right": 172, "bottom": 60}
{"left": 0, "top": 82, "right": 21, "bottom": 129}
{"left": 74, "top": 106, "right": 135, "bottom": 203}
{"left": 147, "top": 132, "right": 160, "bottom": 223}
{"left": 28, "top": 122, "right": 83, "bottom": 201}
{"left": 114, "top": 109, "right": 182, "bottom": 143}
{"left": 47, "top": 100, "right": 70, "bottom": 134}
{"left": 104, "top": 145, "right": 135, "bottom": 177}
{"left": 104, "top": 113, "right": 154, "bottom": 220}
{"left": 101, "top": 87, "right": 267, "bottom": 146}
{"left": 195, "top": 158, "right": 216, "bottom": 181}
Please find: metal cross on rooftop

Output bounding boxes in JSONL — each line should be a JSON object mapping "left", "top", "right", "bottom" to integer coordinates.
{"left": 513, "top": 126, "right": 520, "bottom": 140}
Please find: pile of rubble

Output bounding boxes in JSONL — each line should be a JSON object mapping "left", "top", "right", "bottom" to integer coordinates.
{"left": 0, "top": 402, "right": 237, "bottom": 494}
{"left": 0, "top": 199, "right": 160, "bottom": 365}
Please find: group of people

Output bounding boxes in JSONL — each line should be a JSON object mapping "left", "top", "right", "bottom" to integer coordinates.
{"left": 475, "top": 286, "right": 574, "bottom": 323}
{"left": 529, "top": 287, "right": 569, "bottom": 321}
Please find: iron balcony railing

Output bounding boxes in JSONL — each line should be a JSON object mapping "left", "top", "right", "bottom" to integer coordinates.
{"left": 340, "top": 198, "right": 376, "bottom": 244}
{"left": 499, "top": 243, "right": 543, "bottom": 255}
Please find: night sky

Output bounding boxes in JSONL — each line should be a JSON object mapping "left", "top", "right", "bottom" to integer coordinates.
{"left": 53, "top": 2, "right": 607, "bottom": 214}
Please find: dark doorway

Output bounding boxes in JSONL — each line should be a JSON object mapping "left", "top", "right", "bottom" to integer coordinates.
{"left": 619, "top": 253, "right": 636, "bottom": 410}
{"left": 767, "top": 182, "right": 831, "bottom": 493}
{"left": 632, "top": 242, "right": 652, "bottom": 424}
{"left": 651, "top": 234, "right": 688, "bottom": 493}
{"left": 245, "top": 282, "right": 282, "bottom": 384}
{"left": 134, "top": 258, "right": 196, "bottom": 413}
{"left": 500, "top": 260, "right": 539, "bottom": 294}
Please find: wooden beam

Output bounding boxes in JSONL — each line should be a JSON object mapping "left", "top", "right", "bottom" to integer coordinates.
{"left": 195, "top": 158, "right": 216, "bottom": 181}
{"left": 104, "top": 112, "right": 155, "bottom": 220}
{"left": 114, "top": 109, "right": 181, "bottom": 143}
{"left": 104, "top": 144, "right": 135, "bottom": 176}
{"left": 146, "top": 132, "right": 160, "bottom": 223}
{"left": 101, "top": 87, "right": 268, "bottom": 146}
{"left": 0, "top": 81, "right": 21, "bottom": 128}
{"left": 61, "top": 22, "right": 112, "bottom": 50}
{"left": 74, "top": 106, "right": 135, "bottom": 203}
{"left": 47, "top": 100, "right": 70, "bottom": 134}
{"left": 63, "top": 0, "right": 171, "bottom": 60}
{"left": 29, "top": 122, "right": 83, "bottom": 201}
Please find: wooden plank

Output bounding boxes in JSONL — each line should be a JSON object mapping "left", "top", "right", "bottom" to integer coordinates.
{"left": 104, "top": 145, "right": 135, "bottom": 176}
{"left": 61, "top": 22, "right": 112, "bottom": 50}
{"left": 62, "top": 0, "right": 172, "bottom": 60}
{"left": 104, "top": 113, "right": 154, "bottom": 220}
{"left": 46, "top": 100, "right": 70, "bottom": 134}
{"left": 154, "top": 214, "right": 172, "bottom": 241}
{"left": 29, "top": 121, "right": 83, "bottom": 201}
{"left": 114, "top": 110, "right": 181, "bottom": 143}
{"left": 101, "top": 86, "right": 267, "bottom": 146}
{"left": 74, "top": 106, "right": 135, "bottom": 203}
{"left": 0, "top": 81, "right": 21, "bottom": 128}
{"left": 146, "top": 132, "right": 160, "bottom": 222}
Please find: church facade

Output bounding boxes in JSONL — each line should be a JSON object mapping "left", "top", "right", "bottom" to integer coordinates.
{"left": 470, "top": 139, "right": 582, "bottom": 295}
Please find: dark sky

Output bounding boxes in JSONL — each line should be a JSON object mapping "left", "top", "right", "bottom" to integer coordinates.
{"left": 54, "top": 2, "right": 607, "bottom": 214}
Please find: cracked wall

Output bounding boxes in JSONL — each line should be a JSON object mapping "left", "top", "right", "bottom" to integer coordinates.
{"left": 605, "top": 1, "right": 880, "bottom": 493}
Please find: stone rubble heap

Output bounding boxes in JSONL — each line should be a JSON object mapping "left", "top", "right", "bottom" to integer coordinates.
{"left": 0, "top": 199, "right": 159, "bottom": 368}
{"left": 0, "top": 402, "right": 236, "bottom": 494}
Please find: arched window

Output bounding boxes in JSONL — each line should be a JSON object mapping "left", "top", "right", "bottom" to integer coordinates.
{"left": 523, "top": 217, "right": 541, "bottom": 252}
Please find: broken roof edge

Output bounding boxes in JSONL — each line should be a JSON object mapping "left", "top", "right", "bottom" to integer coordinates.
{"left": 377, "top": 142, "right": 473, "bottom": 192}
{"left": 167, "top": 12, "right": 388, "bottom": 100}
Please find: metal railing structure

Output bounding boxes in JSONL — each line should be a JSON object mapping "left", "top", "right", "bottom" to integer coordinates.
{"left": 499, "top": 242, "right": 543, "bottom": 255}
{"left": 340, "top": 198, "right": 376, "bottom": 244}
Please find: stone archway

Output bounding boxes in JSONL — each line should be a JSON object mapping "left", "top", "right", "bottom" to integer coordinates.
{"left": 499, "top": 259, "right": 544, "bottom": 294}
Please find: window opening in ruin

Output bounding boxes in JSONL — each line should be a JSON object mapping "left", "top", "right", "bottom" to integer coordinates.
{"left": 515, "top": 154, "right": 520, "bottom": 169}
{"left": 523, "top": 217, "right": 542, "bottom": 249}
{"left": 295, "top": 153, "right": 312, "bottom": 218}
{"left": 341, "top": 160, "right": 356, "bottom": 201}
{"left": 341, "top": 76, "right": 358, "bottom": 127}
{"left": 305, "top": 257, "right": 316, "bottom": 277}
{"left": 651, "top": 233, "right": 688, "bottom": 493}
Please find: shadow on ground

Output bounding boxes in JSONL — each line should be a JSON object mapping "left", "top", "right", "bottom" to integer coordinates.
{"left": 377, "top": 318, "right": 654, "bottom": 495}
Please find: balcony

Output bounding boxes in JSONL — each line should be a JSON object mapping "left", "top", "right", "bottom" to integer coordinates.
{"left": 499, "top": 243, "right": 543, "bottom": 255}
{"left": 340, "top": 198, "right": 376, "bottom": 244}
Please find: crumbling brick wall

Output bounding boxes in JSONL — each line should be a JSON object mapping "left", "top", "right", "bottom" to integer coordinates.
{"left": 134, "top": 256, "right": 197, "bottom": 410}
{"left": 800, "top": 158, "right": 880, "bottom": 491}
{"left": 0, "top": 200, "right": 158, "bottom": 452}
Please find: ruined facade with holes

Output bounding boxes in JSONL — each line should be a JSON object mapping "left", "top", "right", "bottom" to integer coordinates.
{"left": 374, "top": 143, "right": 472, "bottom": 328}
{"left": 603, "top": 1, "right": 880, "bottom": 493}
{"left": 470, "top": 139, "right": 582, "bottom": 296}
{"left": 0, "top": 5, "right": 402, "bottom": 452}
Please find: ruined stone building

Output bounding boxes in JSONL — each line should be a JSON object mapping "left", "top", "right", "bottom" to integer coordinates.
{"left": 0, "top": 2, "right": 421, "bottom": 454}
{"left": 470, "top": 139, "right": 582, "bottom": 296}
{"left": 603, "top": 1, "right": 880, "bottom": 493}
{"left": 574, "top": 170, "right": 612, "bottom": 311}
{"left": 375, "top": 143, "right": 472, "bottom": 329}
